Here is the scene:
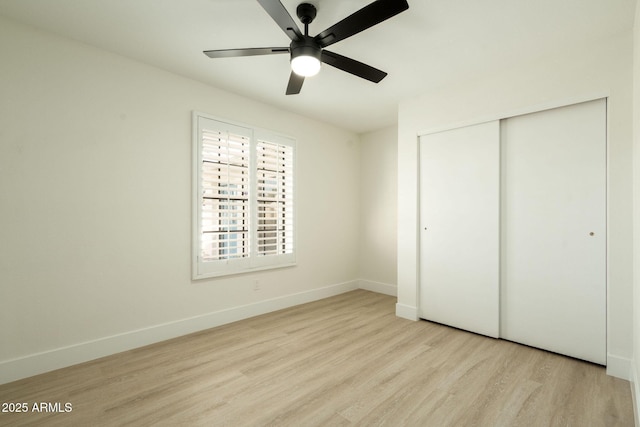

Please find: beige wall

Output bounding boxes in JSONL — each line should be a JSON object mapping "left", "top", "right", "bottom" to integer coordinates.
{"left": 398, "top": 30, "right": 634, "bottom": 378}
{"left": 359, "top": 126, "right": 398, "bottom": 293}
{"left": 0, "top": 16, "right": 362, "bottom": 383}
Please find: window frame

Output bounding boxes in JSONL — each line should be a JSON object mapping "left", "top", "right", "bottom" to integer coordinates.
{"left": 192, "top": 112, "right": 296, "bottom": 279}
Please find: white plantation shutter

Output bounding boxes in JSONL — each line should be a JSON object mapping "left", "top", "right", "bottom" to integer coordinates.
{"left": 200, "top": 128, "right": 250, "bottom": 262}
{"left": 256, "top": 139, "right": 294, "bottom": 257}
{"left": 193, "top": 114, "right": 296, "bottom": 278}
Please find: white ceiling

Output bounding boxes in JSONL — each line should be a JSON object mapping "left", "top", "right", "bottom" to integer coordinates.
{"left": 0, "top": 0, "right": 635, "bottom": 133}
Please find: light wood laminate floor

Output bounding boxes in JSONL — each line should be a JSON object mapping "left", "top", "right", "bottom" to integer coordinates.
{"left": 0, "top": 290, "right": 634, "bottom": 426}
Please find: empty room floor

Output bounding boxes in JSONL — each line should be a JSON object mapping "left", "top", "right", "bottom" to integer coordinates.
{"left": 0, "top": 290, "right": 633, "bottom": 426}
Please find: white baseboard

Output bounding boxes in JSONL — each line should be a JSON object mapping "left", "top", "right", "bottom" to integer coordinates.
{"left": 358, "top": 279, "right": 397, "bottom": 296}
{"left": 396, "top": 303, "right": 418, "bottom": 321}
{"left": 631, "top": 361, "right": 640, "bottom": 427}
{"left": 606, "top": 354, "right": 632, "bottom": 380}
{"left": 0, "top": 280, "right": 359, "bottom": 385}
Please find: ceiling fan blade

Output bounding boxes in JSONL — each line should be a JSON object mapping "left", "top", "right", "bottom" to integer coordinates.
{"left": 321, "top": 50, "right": 387, "bottom": 83}
{"left": 257, "top": 0, "right": 303, "bottom": 42}
{"left": 204, "top": 47, "right": 289, "bottom": 58}
{"left": 314, "top": 0, "right": 409, "bottom": 48}
{"left": 286, "top": 71, "right": 305, "bottom": 95}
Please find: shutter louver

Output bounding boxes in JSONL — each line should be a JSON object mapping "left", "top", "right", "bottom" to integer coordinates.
{"left": 256, "top": 140, "right": 294, "bottom": 257}
{"left": 201, "top": 129, "right": 250, "bottom": 261}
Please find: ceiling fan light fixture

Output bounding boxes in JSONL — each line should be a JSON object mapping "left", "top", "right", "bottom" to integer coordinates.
{"left": 290, "top": 41, "right": 321, "bottom": 77}
{"left": 291, "top": 54, "right": 321, "bottom": 76}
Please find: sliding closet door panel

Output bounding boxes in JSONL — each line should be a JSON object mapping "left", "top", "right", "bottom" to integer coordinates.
{"left": 501, "top": 99, "right": 606, "bottom": 364}
{"left": 419, "top": 121, "right": 500, "bottom": 338}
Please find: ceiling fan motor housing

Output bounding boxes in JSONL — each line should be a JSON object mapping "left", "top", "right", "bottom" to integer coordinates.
{"left": 290, "top": 36, "right": 321, "bottom": 62}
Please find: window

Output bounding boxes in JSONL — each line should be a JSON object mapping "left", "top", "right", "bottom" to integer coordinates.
{"left": 193, "top": 113, "right": 295, "bottom": 278}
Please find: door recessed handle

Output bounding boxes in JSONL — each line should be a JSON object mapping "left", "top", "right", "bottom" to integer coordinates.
{"left": 589, "top": 232, "right": 595, "bottom": 236}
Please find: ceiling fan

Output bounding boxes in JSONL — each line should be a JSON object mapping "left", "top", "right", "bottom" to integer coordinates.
{"left": 203, "top": 0, "right": 409, "bottom": 95}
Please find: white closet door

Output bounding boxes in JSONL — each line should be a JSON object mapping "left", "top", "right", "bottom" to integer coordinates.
{"left": 501, "top": 99, "right": 606, "bottom": 364}
{"left": 419, "top": 121, "right": 500, "bottom": 338}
